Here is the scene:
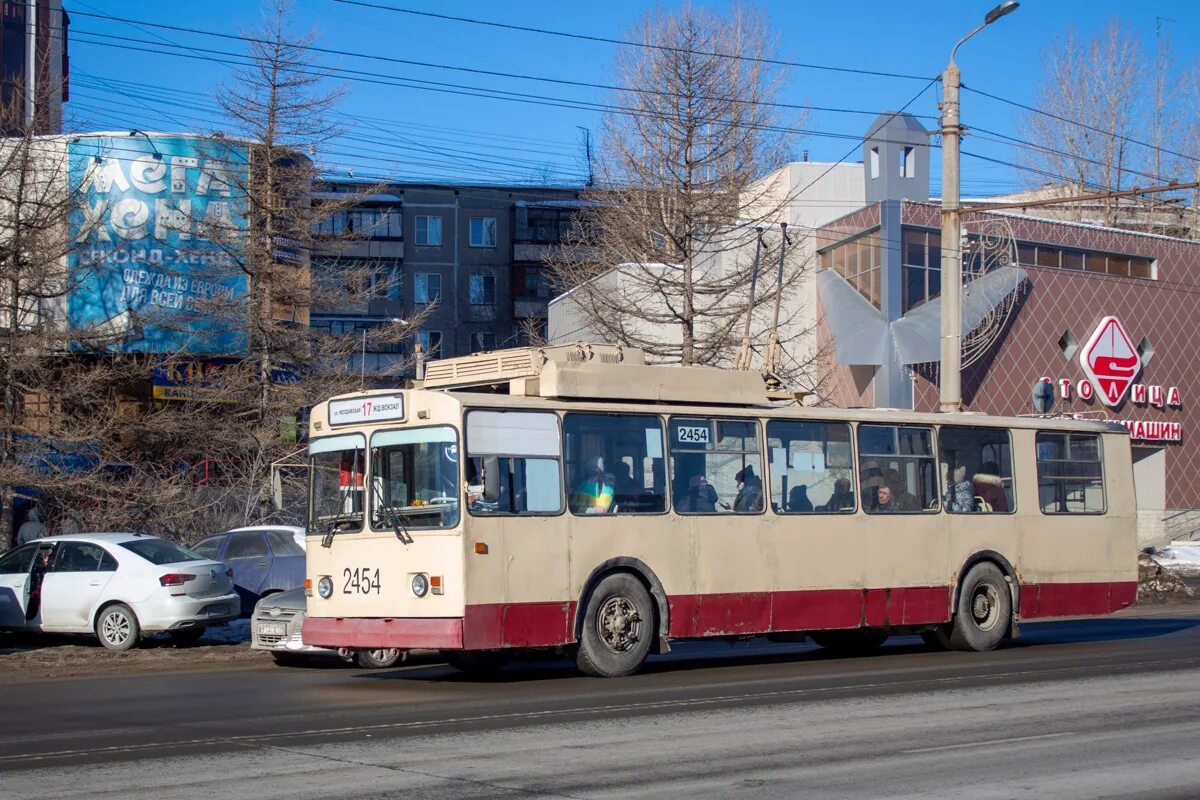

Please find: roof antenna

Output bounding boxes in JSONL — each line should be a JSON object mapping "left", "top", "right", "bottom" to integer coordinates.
{"left": 763, "top": 222, "right": 790, "bottom": 383}
{"left": 734, "top": 227, "right": 766, "bottom": 371}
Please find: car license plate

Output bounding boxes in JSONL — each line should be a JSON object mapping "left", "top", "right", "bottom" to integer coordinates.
{"left": 259, "top": 622, "right": 287, "bottom": 636}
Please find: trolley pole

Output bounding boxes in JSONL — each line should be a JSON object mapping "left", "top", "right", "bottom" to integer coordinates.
{"left": 939, "top": 1, "right": 1019, "bottom": 413}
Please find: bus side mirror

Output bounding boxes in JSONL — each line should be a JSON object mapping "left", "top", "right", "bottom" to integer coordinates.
{"left": 483, "top": 456, "right": 501, "bottom": 500}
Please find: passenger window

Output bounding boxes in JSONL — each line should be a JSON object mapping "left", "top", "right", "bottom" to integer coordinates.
{"left": 857, "top": 424, "right": 939, "bottom": 513}
{"left": 938, "top": 426, "right": 1015, "bottom": 513}
{"left": 192, "top": 537, "right": 224, "bottom": 560}
{"left": 669, "top": 418, "right": 763, "bottom": 514}
{"left": 266, "top": 531, "right": 304, "bottom": 556}
{"left": 767, "top": 420, "right": 855, "bottom": 513}
{"left": 563, "top": 413, "right": 666, "bottom": 515}
{"left": 1037, "top": 432, "right": 1104, "bottom": 513}
{"left": 52, "top": 542, "right": 111, "bottom": 573}
{"left": 466, "top": 411, "right": 563, "bottom": 515}
{"left": 224, "top": 532, "right": 269, "bottom": 559}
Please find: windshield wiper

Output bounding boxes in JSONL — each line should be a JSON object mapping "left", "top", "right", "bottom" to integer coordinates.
{"left": 377, "top": 503, "right": 414, "bottom": 545}
{"left": 317, "top": 514, "right": 360, "bottom": 548}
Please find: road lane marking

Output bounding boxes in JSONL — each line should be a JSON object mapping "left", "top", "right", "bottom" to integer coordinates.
{"left": 902, "top": 732, "right": 1076, "bottom": 754}
{"left": 3, "top": 656, "right": 1199, "bottom": 765}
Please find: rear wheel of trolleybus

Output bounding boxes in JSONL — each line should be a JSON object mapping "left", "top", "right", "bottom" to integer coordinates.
{"left": 576, "top": 572, "right": 655, "bottom": 678}
{"left": 928, "top": 561, "right": 1012, "bottom": 652}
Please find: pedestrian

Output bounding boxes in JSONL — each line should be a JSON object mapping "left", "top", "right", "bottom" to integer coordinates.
{"left": 17, "top": 508, "right": 46, "bottom": 545}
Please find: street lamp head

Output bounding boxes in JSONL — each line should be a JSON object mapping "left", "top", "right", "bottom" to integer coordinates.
{"left": 984, "top": 1, "right": 1019, "bottom": 25}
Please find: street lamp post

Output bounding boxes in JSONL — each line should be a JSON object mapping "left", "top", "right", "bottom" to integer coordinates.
{"left": 939, "top": 0, "right": 1019, "bottom": 413}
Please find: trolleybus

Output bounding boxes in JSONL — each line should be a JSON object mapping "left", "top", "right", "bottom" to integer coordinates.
{"left": 301, "top": 344, "right": 1136, "bottom": 677}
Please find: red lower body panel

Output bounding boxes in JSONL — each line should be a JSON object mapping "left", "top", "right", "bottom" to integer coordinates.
{"left": 303, "top": 581, "right": 1135, "bottom": 650}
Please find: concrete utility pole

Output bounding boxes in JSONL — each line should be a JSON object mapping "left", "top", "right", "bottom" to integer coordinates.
{"left": 939, "top": 0, "right": 1019, "bottom": 413}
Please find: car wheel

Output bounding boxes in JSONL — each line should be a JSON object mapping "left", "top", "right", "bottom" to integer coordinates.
{"left": 576, "top": 572, "right": 655, "bottom": 678}
{"left": 96, "top": 603, "right": 141, "bottom": 652}
{"left": 354, "top": 648, "right": 403, "bottom": 669}
{"left": 167, "top": 628, "right": 206, "bottom": 647}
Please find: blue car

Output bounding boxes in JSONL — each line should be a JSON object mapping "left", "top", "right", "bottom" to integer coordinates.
{"left": 192, "top": 527, "right": 305, "bottom": 612}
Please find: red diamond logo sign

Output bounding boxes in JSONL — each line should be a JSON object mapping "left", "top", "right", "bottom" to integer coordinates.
{"left": 1079, "top": 316, "right": 1141, "bottom": 407}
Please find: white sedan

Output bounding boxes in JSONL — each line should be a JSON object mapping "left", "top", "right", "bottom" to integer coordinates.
{"left": 0, "top": 533, "right": 240, "bottom": 651}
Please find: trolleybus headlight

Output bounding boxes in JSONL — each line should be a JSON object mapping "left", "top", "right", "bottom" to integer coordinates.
{"left": 411, "top": 573, "right": 430, "bottom": 598}
{"left": 317, "top": 576, "right": 333, "bottom": 599}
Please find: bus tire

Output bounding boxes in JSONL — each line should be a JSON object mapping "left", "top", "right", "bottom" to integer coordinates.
{"left": 948, "top": 562, "right": 1011, "bottom": 652}
{"left": 810, "top": 628, "right": 889, "bottom": 654}
{"left": 576, "top": 572, "right": 654, "bottom": 678}
{"left": 444, "top": 650, "right": 509, "bottom": 676}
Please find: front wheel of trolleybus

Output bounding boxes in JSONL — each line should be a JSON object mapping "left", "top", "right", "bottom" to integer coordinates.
{"left": 576, "top": 572, "right": 655, "bottom": 678}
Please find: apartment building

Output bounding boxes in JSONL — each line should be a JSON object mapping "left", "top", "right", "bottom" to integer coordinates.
{"left": 310, "top": 180, "right": 583, "bottom": 373}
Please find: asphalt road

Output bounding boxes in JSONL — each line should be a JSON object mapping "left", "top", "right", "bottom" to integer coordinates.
{"left": 3, "top": 608, "right": 1200, "bottom": 800}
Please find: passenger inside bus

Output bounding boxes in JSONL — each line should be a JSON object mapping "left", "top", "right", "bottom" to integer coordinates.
{"left": 944, "top": 464, "right": 975, "bottom": 512}
{"left": 819, "top": 477, "right": 855, "bottom": 511}
{"left": 733, "top": 465, "right": 764, "bottom": 512}
{"left": 973, "top": 462, "right": 1008, "bottom": 512}
{"left": 675, "top": 474, "right": 719, "bottom": 513}
{"left": 786, "top": 485, "right": 814, "bottom": 512}
{"left": 570, "top": 454, "right": 615, "bottom": 514}
{"left": 876, "top": 470, "right": 920, "bottom": 512}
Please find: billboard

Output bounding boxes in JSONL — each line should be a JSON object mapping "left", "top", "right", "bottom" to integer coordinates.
{"left": 67, "top": 134, "right": 250, "bottom": 353}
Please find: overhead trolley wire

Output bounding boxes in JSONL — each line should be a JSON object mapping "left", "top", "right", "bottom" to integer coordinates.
{"left": 327, "top": 0, "right": 939, "bottom": 82}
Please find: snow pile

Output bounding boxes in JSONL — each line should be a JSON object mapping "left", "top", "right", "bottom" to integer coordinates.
{"left": 195, "top": 619, "right": 251, "bottom": 645}
{"left": 1138, "top": 552, "right": 1194, "bottom": 603}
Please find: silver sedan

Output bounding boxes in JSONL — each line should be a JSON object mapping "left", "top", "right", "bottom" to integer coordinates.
{"left": 251, "top": 587, "right": 402, "bottom": 668}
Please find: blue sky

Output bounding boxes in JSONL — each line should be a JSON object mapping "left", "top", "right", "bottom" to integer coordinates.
{"left": 67, "top": 0, "right": 1200, "bottom": 195}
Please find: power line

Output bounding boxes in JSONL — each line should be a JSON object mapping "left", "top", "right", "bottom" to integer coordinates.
{"left": 328, "top": 0, "right": 937, "bottom": 82}
{"left": 67, "top": 9, "right": 935, "bottom": 121}
{"left": 67, "top": 31, "right": 940, "bottom": 153}
{"left": 961, "top": 83, "right": 1200, "bottom": 166}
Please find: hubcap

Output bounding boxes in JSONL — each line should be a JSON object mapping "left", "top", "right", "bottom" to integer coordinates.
{"left": 596, "top": 595, "right": 642, "bottom": 653}
{"left": 102, "top": 611, "right": 130, "bottom": 645}
{"left": 971, "top": 584, "right": 1001, "bottom": 631}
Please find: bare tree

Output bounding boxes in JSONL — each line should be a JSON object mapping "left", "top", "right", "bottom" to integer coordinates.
{"left": 546, "top": 3, "right": 818, "bottom": 385}
{"left": 1022, "top": 20, "right": 1150, "bottom": 226}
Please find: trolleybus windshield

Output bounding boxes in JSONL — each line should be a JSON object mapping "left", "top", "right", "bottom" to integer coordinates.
{"left": 309, "top": 434, "right": 366, "bottom": 533}
{"left": 370, "top": 426, "right": 460, "bottom": 530}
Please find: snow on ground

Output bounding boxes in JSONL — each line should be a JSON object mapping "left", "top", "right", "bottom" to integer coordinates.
{"left": 195, "top": 618, "right": 250, "bottom": 645}
{"left": 1149, "top": 545, "right": 1200, "bottom": 574}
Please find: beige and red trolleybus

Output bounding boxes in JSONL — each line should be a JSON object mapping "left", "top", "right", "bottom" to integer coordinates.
{"left": 302, "top": 344, "right": 1136, "bottom": 677}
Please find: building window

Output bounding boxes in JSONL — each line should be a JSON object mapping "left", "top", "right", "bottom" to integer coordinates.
{"left": 309, "top": 318, "right": 404, "bottom": 353}
{"left": 416, "top": 331, "right": 442, "bottom": 358}
{"left": 668, "top": 417, "right": 763, "bottom": 514}
{"left": 515, "top": 207, "right": 575, "bottom": 243}
{"left": 1036, "top": 432, "right": 1104, "bottom": 514}
{"left": 901, "top": 228, "right": 942, "bottom": 311}
{"left": 765, "top": 420, "right": 855, "bottom": 513}
{"left": 869, "top": 147, "right": 880, "bottom": 179}
{"left": 414, "top": 273, "right": 442, "bottom": 304}
{"left": 469, "top": 274, "right": 495, "bottom": 305}
{"left": 900, "top": 146, "right": 914, "bottom": 177}
{"left": 470, "top": 332, "right": 497, "bottom": 352}
{"left": 415, "top": 215, "right": 442, "bottom": 246}
{"left": 371, "top": 263, "right": 402, "bottom": 300}
{"left": 819, "top": 229, "right": 883, "bottom": 309}
{"left": 857, "top": 424, "right": 939, "bottom": 513}
{"left": 1015, "top": 242, "right": 1155, "bottom": 280}
{"left": 470, "top": 216, "right": 497, "bottom": 248}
